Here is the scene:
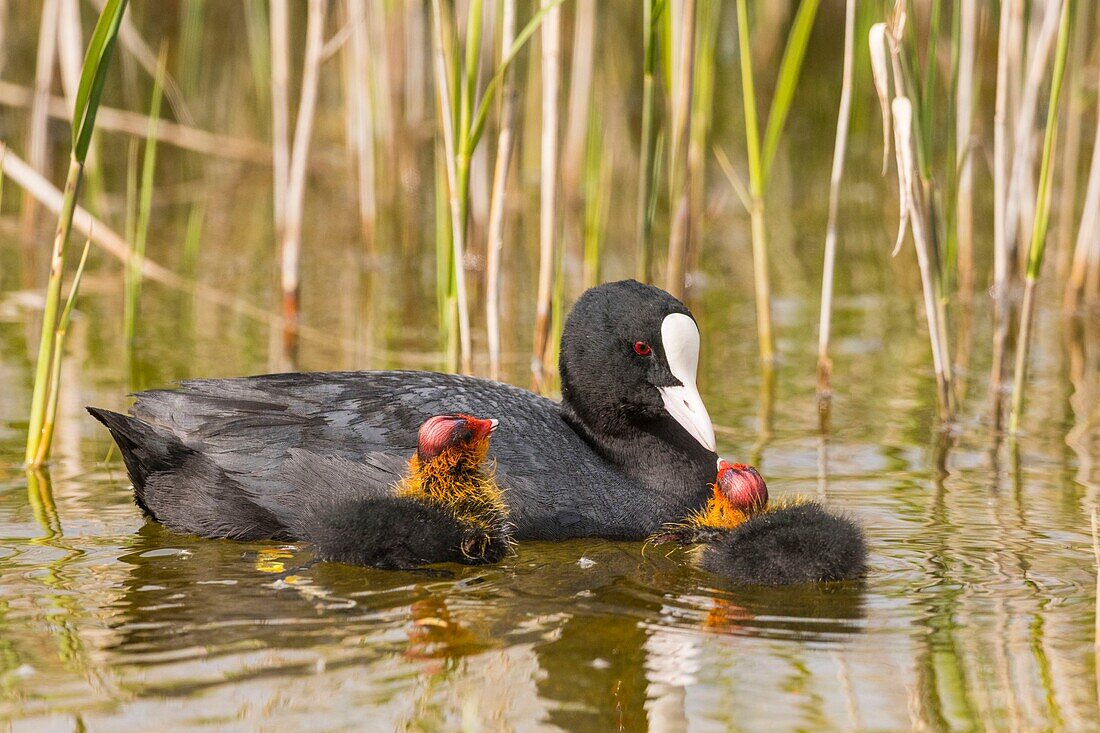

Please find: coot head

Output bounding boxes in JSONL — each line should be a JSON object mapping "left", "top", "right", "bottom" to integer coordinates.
{"left": 715, "top": 459, "right": 768, "bottom": 512}
{"left": 416, "top": 414, "right": 498, "bottom": 463}
{"left": 559, "top": 280, "right": 716, "bottom": 453}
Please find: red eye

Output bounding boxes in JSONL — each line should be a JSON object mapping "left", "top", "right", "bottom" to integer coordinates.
{"left": 633, "top": 341, "right": 652, "bottom": 356}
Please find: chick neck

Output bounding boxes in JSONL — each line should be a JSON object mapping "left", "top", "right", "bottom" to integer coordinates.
{"left": 397, "top": 439, "right": 506, "bottom": 533}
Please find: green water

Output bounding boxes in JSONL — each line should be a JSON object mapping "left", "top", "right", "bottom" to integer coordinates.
{"left": 2, "top": 2, "right": 1099, "bottom": 730}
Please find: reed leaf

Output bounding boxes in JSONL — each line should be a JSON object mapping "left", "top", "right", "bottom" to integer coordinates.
{"left": 760, "top": 0, "right": 820, "bottom": 183}
{"left": 26, "top": 0, "right": 127, "bottom": 466}
{"left": 72, "top": 0, "right": 127, "bottom": 162}
{"left": 466, "top": 0, "right": 566, "bottom": 155}
{"left": 869, "top": 23, "right": 892, "bottom": 173}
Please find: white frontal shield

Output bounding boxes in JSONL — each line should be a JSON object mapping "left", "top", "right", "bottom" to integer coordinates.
{"left": 657, "top": 313, "right": 716, "bottom": 452}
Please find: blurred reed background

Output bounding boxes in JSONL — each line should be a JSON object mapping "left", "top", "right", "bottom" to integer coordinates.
{"left": 0, "top": 0, "right": 1098, "bottom": 466}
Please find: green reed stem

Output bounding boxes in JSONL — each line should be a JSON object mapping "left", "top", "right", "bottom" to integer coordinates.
{"left": 35, "top": 240, "right": 91, "bottom": 465}
{"left": 736, "top": 0, "right": 772, "bottom": 363}
{"left": 635, "top": 0, "right": 662, "bottom": 282}
{"left": 431, "top": 0, "right": 468, "bottom": 372}
{"left": 432, "top": 0, "right": 561, "bottom": 374}
{"left": 26, "top": 0, "right": 127, "bottom": 467}
{"left": 177, "top": 0, "right": 205, "bottom": 98}
{"left": 244, "top": 0, "right": 271, "bottom": 126}
{"left": 583, "top": 107, "right": 609, "bottom": 289}
{"left": 1009, "top": 0, "right": 1073, "bottom": 436}
{"left": 125, "top": 48, "right": 166, "bottom": 344}
{"left": 734, "top": 0, "right": 820, "bottom": 365}
{"left": 434, "top": 144, "right": 456, "bottom": 368}
{"left": 920, "top": 0, "right": 942, "bottom": 171}
{"left": 485, "top": 0, "right": 517, "bottom": 381}
{"left": 182, "top": 201, "right": 205, "bottom": 277}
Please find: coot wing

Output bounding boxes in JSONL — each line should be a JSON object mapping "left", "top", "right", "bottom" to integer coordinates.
{"left": 278, "top": 448, "right": 405, "bottom": 510}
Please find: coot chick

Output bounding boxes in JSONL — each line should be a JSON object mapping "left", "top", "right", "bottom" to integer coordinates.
{"left": 293, "top": 414, "right": 512, "bottom": 569}
{"left": 653, "top": 460, "right": 867, "bottom": 586}
{"left": 88, "top": 280, "right": 719, "bottom": 541}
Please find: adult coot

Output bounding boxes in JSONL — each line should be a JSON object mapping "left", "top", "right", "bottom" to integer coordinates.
{"left": 89, "top": 280, "right": 718, "bottom": 540}
{"left": 652, "top": 460, "right": 867, "bottom": 585}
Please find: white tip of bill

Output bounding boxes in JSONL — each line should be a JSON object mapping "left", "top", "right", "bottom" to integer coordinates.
{"left": 658, "top": 313, "right": 717, "bottom": 453}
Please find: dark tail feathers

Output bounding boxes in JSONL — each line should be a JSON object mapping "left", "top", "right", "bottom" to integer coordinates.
{"left": 87, "top": 407, "right": 190, "bottom": 516}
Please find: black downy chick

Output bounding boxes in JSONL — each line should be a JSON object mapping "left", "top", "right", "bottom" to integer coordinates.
{"left": 653, "top": 460, "right": 867, "bottom": 586}
{"left": 293, "top": 414, "right": 512, "bottom": 570}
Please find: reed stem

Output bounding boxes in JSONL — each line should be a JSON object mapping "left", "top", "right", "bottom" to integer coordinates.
{"left": 279, "top": 0, "right": 326, "bottom": 360}
{"left": 583, "top": 109, "right": 610, "bottom": 290}
{"left": 1065, "top": 96, "right": 1100, "bottom": 309}
{"left": 25, "top": 157, "right": 82, "bottom": 465}
{"left": 893, "top": 96, "right": 954, "bottom": 421}
{"left": 736, "top": 0, "right": 773, "bottom": 364}
{"left": 124, "top": 48, "right": 165, "bottom": 345}
{"left": 816, "top": 0, "right": 856, "bottom": 398}
{"left": 345, "top": 0, "right": 377, "bottom": 242}
{"left": 665, "top": 0, "right": 696, "bottom": 300}
{"left": 178, "top": 0, "right": 205, "bottom": 98}
{"left": 1009, "top": 0, "right": 1072, "bottom": 435}
{"left": 561, "top": 0, "right": 595, "bottom": 205}
{"left": 1003, "top": 0, "right": 1062, "bottom": 271}
{"left": 270, "top": 0, "right": 289, "bottom": 237}
{"left": 486, "top": 0, "right": 517, "bottom": 381}
{"left": 635, "top": 0, "right": 660, "bottom": 283}
{"left": 532, "top": 0, "right": 562, "bottom": 388}
{"left": 35, "top": 239, "right": 90, "bottom": 465}
{"left": 430, "top": 0, "right": 473, "bottom": 373}
{"left": 954, "top": 0, "right": 977, "bottom": 301}
{"left": 23, "top": 0, "right": 60, "bottom": 234}
{"left": 1053, "top": 0, "right": 1089, "bottom": 280}
{"left": 990, "top": 0, "right": 1018, "bottom": 429}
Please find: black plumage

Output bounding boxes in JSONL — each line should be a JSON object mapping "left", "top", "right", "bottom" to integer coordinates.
{"left": 88, "top": 280, "right": 719, "bottom": 541}
{"left": 279, "top": 443, "right": 512, "bottom": 569}
{"left": 296, "top": 497, "right": 507, "bottom": 570}
{"left": 696, "top": 503, "right": 867, "bottom": 586}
